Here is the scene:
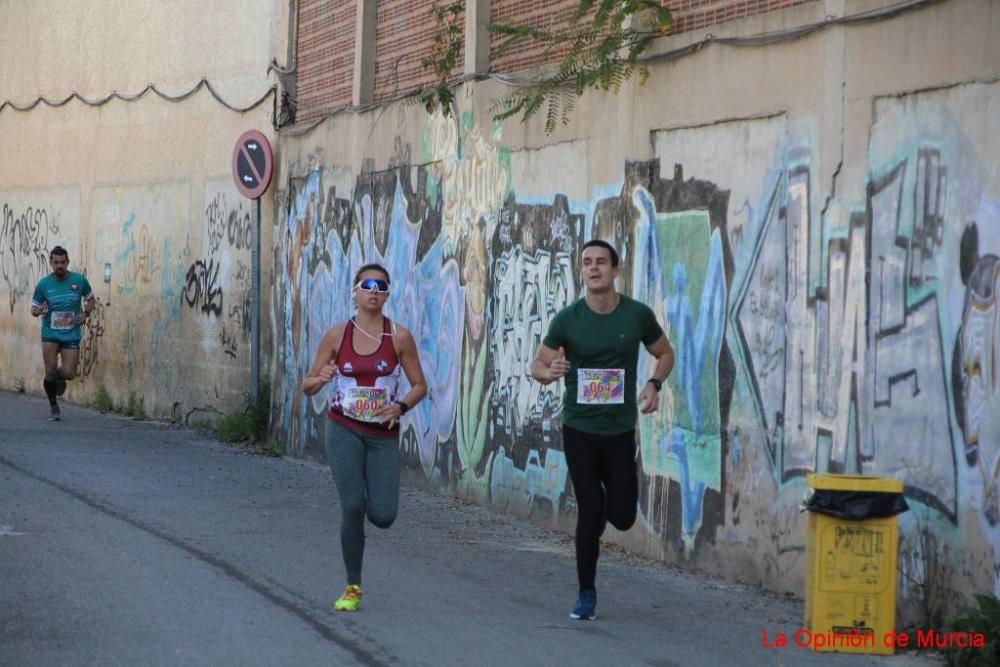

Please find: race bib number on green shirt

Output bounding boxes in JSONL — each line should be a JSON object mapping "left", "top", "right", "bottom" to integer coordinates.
{"left": 577, "top": 369, "right": 625, "bottom": 405}
{"left": 51, "top": 312, "right": 75, "bottom": 330}
{"left": 342, "top": 386, "right": 388, "bottom": 422}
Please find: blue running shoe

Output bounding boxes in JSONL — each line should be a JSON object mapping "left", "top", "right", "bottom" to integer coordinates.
{"left": 570, "top": 589, "right": 597, "bottom": 620}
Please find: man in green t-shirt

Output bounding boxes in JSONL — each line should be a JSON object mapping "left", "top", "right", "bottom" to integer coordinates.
{"left": 531, "top": 239, "right": 674, "bottom": 621}
{"left": 30, "top": 246, "right": 96, "bottom": 421}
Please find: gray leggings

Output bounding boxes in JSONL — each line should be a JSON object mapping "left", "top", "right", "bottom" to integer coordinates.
{"left": 325, "top": 420, "right": 400, "bottom": 586}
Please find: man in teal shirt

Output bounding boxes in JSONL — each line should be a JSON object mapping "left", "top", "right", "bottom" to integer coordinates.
{"left": 532, "top": 239, "right": 675, "bottom": 621}
{"left": 30, "top": 246, "right": 95, "bottom": 420}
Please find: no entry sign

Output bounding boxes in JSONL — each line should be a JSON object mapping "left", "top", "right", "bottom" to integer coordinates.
{"left": 232, "top": 130, "right": 273, "bottom": 199}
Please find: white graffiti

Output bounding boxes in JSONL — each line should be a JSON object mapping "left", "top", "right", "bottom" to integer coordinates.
{"left": 737, "top": 156, "right": 957, "bottom": 519}
{"left": 490, "top": 246, "right": 574, "bottom": 434}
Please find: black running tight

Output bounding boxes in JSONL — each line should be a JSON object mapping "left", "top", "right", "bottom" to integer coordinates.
{"left": 562, "top": 424, "right": 638, "bottom": 591}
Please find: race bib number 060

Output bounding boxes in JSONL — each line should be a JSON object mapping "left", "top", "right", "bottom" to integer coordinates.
{"left": 51, "top": 311, "right": 75, "bottom": 330}
{"left": 342, "top": 386, "right": 388, "bottom": 422}
{"left": 577, "top": 369, "right": 625, "bottom": 405}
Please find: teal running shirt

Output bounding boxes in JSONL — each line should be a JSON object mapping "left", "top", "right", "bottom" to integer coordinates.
{"left": 32, "top": 272, "right": 94, "bottom": 342}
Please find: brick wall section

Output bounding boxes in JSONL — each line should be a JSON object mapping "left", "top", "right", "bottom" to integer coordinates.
{"left": 297, "top": 0, "right": 355, "bottom": 122}
{"left": 373, "top": 0, "right": 463, "bottom": 104}
{"left": 669, "top": 0, "right": 817, "bottom": 34}
{"left": 489, "top": 0, "right": 583, "bottom": 74}
{"left": 294, "top": 0, "right": 817, "bottom": 121}
{"left": 490, "top": 0, "right": 820, "bottom": 74}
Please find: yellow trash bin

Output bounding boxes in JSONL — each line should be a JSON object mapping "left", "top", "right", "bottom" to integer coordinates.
{"left": 804, "top": 474, "right": 908, "bottom": 655}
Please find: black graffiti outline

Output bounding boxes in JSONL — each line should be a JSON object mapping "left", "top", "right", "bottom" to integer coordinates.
{"left": 1, "top": 204, "right": 59, "bottom": 313}
{"left": 219, "top": 325, "right": 239, "bottom": 358}
{"left": 182, "top": 258, "right": 224, "bottom": 316}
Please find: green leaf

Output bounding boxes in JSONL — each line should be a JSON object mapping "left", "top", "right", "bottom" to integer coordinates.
{"left": 417, "top": 0, "right": 668, "bottom": 132}
{"left": 593, "top": 0, "right": 616, "bottom": 30}
{"left": 655, "top": 7, "right": 673, "bottom": 28}
{"left": 574, "top": 0, "right": 597, "bottom": 21}
{"left": 975, "top": 594, "right": 1000, "bottom": 617}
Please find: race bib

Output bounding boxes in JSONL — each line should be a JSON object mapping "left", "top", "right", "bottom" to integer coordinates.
{"left": 342, "top": 386, "right": 389, "bottom": 423}
{"left": 577, "top": 369, "right": 625, "bottom": 405}
{"left": 51, "top": 311, "right": 75, "bottom": 330}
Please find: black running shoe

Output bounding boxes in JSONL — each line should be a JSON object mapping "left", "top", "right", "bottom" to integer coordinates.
{"left": 48, "top": 404, "right": 61, "bottom": 421}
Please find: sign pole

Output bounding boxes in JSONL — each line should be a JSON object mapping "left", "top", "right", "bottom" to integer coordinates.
{"left": 231, "top": 129, "right": 273, "bottom": 407}
{"left": 251, "top": 196, "right": 261, "bottom": 404}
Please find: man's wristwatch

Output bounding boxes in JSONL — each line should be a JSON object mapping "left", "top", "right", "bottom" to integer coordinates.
{"left": 396, "top": 400, "right": 409, "bottom": 415}
{"left": 647, "top": 378, "right": 662, "bottom": 392}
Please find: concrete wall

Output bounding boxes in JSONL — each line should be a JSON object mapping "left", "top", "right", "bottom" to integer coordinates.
{"left": 0, "top": 0, "right": 286, "bottom": 421}
{"left": 273, "top": 0, "right": 1000, "bottom": 623}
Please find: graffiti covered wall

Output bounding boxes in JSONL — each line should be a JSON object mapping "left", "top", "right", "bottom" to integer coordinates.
{"left": 272, "top": 0, "right": 998, "bottom": 622}
{"left": 0, "top": 177, "right": 268, "bottom": 421}
{"left": 0, "top": 0, "right": 284, "bottom": 421}
{"left": 81, "top": 181, "right": 258, "bottom": 421}
{"left": 0, "top": 190, "right": 81, "bottom": 385}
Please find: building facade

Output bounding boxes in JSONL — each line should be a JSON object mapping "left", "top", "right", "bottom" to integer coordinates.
{"left": 0, "top": 0, "right": 286, "bottom": 422}
{"left": 274, "top": 0, "right": 1000, "bottom": 625}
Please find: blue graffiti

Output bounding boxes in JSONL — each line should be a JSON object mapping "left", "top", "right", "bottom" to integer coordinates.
{"left": 148, "top": 236, "right": 187, "bottom": 382}
{"left": 489, "top": 446, "right": 568, "bottom": 517}
{"left": 365, "top": 174, "right": 463, "bottom": 476}
{"left": 668, "top": 429, "right": 706, "bottom": 536}
{"left": 667, "top": 238, "right": 726, "bottom": 435}
{"left": 665, "top": 235, "right": 725, "bottom": 536}
{"left": 114, "top": 213, "right": 137, "bottom": 267}
{"left": 278, "top": 170, "right": 463, "bottom": 466}
{"left": 634, "top": 187, "right": 726, "bottom": 538}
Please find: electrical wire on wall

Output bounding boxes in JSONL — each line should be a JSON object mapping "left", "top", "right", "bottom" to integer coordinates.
{"left": 280, "top": 0, "right": 943, "bottom": 137}
{"left": 13, "top": 0, "right": 934, "bottom": 137}
{"left": 492, "top": 0, "right": 944, "bottom": 84}
{"left": 0, "top": 79, "right": 279, "bottom": 126}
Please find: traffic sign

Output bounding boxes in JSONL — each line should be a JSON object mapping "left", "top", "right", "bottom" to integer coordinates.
{"left": 232, "top": 130, "right": 273, "bottom": 199}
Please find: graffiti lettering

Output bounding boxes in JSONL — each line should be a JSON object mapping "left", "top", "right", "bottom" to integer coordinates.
{"left": 80, "top": 299, "right": 106, "bottom": 379}
{"left": 124, "top": 224, "right": 160, "bottom": 288}
{"left": 204, "top": 192, "right": 252, "bottom": 253}
{"left": 219, "top": 325, "right": 239, "bottom": 358}
{"left": 205, "top": 195, "right": 226, "bottom": 255}
{"left": 427, "top": 111, "right": 510, "bottom": 247}
{"left": 182, "top": 258, "right": 223, "bottom": 316}
{"left": 0, "top": 204, "right": 58, "bottom": 313}
{"left": 735, "top": 152, "right": 957, "bottom": 521}
{"left": 490, "top": 247, "right": 572, "bottom": 435}
{"left": 228, "top": 207, "right": 252, "bottom": 251}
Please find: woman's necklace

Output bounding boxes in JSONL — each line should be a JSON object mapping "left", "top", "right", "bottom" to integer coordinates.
{"left": 352, "top": 317, "right": 384, "bottom": 343}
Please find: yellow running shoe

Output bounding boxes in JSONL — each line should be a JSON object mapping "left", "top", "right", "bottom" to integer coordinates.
{"left": 334, "top": 585, "right": 362, "bottom": 612}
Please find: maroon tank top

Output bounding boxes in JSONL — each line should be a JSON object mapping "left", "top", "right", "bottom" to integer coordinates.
{"left": 327, "top": 317, "right": 402, "bottom": 435}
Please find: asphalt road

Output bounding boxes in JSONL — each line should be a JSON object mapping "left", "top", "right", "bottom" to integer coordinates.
{"left": 0, "top": 391, "right": 942, "bottom": 666}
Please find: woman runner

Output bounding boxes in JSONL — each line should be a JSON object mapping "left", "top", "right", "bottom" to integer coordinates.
{"left": 302, "top": 263, "right": 427, "bottom": 611}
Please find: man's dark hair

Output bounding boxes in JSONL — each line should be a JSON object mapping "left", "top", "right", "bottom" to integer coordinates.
{"left": 49, "top": 245, "right": 68, "bottom": 259}
{"left": 581, "top": 239, "right": 619, "bottom": 267}
{"left": 353, "top": 263, "right": 390, "bottom": 285}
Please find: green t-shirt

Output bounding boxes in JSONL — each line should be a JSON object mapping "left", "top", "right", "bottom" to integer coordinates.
{"left": 543, "top": 295, "right": 664, "bottom": 435}
{"left": 32, "top": 271, "right": 94, "bottom": 342}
